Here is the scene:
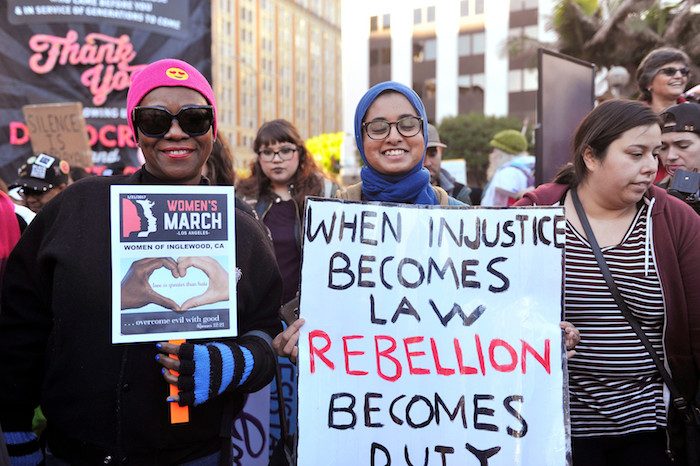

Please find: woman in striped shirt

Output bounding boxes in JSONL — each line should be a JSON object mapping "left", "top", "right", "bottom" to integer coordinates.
{"left": 516, "top": 99, "right": 700, "bottom": 466}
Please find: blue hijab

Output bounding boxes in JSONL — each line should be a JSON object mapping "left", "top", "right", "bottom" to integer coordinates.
{"left": 354, "top": 81, "right": 438, "bottom": 205}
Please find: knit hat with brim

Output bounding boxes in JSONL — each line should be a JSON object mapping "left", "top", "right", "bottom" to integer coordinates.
{"left": 490, "top": 129, "right": 527, "bottom": 155}
{"left": 126, "top": 58, "right": 217, "bottom": 140}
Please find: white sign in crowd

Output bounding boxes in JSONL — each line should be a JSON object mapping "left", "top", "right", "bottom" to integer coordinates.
{"left": 297, "top": 198, "right": 569, "bottom": 465}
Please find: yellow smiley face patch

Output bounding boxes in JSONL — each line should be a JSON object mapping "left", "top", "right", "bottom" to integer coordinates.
{"left": 165, "top": 67, "right": 189, "bottom": 81}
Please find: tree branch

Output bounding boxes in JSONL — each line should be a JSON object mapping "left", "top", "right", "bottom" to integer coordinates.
{"left": 663, "top": 0, "right": 698, "bottom": 44}
{"left": 586, "top": 0, "right": 655, "bottom": 48}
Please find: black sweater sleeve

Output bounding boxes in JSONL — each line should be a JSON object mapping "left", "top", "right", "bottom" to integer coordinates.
{"left": 0, "top": 202, "right": 60, "bottom": 431}
{"left": 227, "top": 209, "right": 282, "bottom": 393}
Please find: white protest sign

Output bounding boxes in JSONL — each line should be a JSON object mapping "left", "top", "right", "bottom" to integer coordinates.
{"left": 297, "top": 198, "right": 568, "bottom": 466}
{"left": 110, "top": 185, "right": 237, "bottom": 343}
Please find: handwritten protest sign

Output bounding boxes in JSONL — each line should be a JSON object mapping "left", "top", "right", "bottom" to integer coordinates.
{"left": 22, "top": 102, "right": 92, "bottom": 167}
{"left": 231, "top": 384, "right": 271, "bottom": 466}
{"left": 110, "top": 185, "right": 237, "bottom": 344}
{"left": 297, "top": 199, "right": 568, "bottom": 465}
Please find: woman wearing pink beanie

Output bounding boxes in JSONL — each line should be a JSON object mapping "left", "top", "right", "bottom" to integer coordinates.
{"left": 0, "top": 59, "right": 282, "bottom": 464}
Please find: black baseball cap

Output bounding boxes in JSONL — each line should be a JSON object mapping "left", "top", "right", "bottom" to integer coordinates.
{"left": 661, "top": 102, "right": 700, "bottom": 135}
{"left": 10, "top": 153, "right": 70, "bottom": 192}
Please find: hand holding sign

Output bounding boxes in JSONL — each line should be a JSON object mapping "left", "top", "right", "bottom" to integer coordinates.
{"left": 176, "top": 256, "right": 229, "bottom": 311}
{"left": 121, "top": 257, "right": 182, "bottom": 311}
{"left": 560, "top": 321, "right": 580, "bottom": 359}
{"left": 272, "top": 318, "right": 305, "bottom": 364}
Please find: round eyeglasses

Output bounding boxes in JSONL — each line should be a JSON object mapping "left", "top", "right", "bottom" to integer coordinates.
{"left": 363, "top": 116, "right": 423, "bottom": 140}
{"left": 258, "top": 146, "right": 298, "bottom": 161}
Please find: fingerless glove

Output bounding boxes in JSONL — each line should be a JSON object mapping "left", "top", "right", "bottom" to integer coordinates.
{"left": 4, "top": 431, "right": 42, "bottom": 466}
{"left": 176, "top": 342, "right": 254, "bottom": 406}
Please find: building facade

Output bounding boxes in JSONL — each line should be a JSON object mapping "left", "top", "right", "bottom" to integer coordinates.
{"left": 365, "top": 0, "right": 555, "bottom": 125}
{"left": 211, "top": 0, "right": 342, "bottom": 169}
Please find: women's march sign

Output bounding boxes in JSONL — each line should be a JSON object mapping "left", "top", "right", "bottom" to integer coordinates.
{"left": 297, "top": 198, "right": 570, "bottom": 465}
{"left": 110, "top": 185, "right": 237, "bottom": 344}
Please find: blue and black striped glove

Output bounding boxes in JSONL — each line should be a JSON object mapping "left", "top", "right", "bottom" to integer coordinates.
{"left": 4, "top": 431, "right": 42, "bottom": 465}
{"left": 175, "top": 342, "right": 254, "bottom": 407}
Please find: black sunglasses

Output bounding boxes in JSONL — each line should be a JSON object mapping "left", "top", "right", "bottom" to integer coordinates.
{"left": 658, "top": 66, "right": 690, "bottom": 77}
{"left": 132, "top": 105, "right": 214, "bottom": 138}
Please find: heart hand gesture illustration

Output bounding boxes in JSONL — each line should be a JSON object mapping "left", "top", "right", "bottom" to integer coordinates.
{"left": 121, "top": 257, "right": 229, "bottom": 312}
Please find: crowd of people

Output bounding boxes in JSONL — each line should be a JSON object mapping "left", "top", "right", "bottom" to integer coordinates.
{"left": 0, "top": 46, "right": 699, "bottom": 466}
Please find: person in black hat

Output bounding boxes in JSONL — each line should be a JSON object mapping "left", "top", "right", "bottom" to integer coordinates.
{"left": 659, "top": 102, "right": 700, "bottom": 214}
{"left": 659, "top": 103, "right": 700, "bottom": 185}
{"left": 10, "top": 153, "right": 72, "bottom": 213}
{"left": 422, "top": 124, "right": 471, "bottom": 204}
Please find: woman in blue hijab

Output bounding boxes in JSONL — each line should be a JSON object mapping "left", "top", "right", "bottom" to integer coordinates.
{"left": 272, "top": 81, "right": 464, "bottom": 364}
{"left": 336, "top": 81, "right": 460, "bottom": 205}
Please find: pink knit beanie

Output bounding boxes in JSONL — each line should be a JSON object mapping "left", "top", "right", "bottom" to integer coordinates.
{"left": 127, "top": 58, "right": 217, "bottom": 139}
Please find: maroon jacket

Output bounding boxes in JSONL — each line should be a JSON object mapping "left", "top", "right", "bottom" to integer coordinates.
{"left": 516, "top": 183, "right": 700, "bottom": 456}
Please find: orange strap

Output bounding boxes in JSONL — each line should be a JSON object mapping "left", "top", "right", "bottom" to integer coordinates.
{"left": 169, "top": 339, "right": 189, "bottom": 424}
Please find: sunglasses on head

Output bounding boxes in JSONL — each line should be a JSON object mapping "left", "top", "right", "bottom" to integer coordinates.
{"left": 132, "top": 105, "right": 214, "bottom": 138}
{"left": 658, "top": 66, "right": 690, "bottom": 77}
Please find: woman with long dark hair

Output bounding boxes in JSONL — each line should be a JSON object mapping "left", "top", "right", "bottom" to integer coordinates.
{"left": 516, "top": 99, "right": 700, "bottom": 465}
{"left": 237, "top": 119, "right": 336, "bottom": 305}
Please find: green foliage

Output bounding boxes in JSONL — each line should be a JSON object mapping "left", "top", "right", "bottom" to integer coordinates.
{"left": 306, "top": 132, "right": 343, "bottom": 176}
{"left": 551, "top": 0, "right": 700, "bottom": 75}
{"left": 438, "top": 114, "right": 532, "bottom": 187}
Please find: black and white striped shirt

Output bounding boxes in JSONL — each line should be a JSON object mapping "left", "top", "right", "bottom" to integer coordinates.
{"left": 565, "top": 203, "right": 666, "bottom": 437}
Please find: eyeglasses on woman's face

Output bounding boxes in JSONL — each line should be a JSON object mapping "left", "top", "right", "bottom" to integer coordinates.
{"left": 258, "top": 145, "right": 298, "bottom": 162}
{"left": 362, "top": 116, "right": 423, "bottom": 140}
{"left": 132, "top": 105, "right": 214, "bottom": 138}
{"left": 657, "top": 66, "right": 690, "bottom": 78}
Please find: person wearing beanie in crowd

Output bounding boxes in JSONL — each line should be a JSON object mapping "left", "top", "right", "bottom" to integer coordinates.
{"left": 422, "top": 123, "right": 471, "bottom": 204}
{"left": 0, "top": 58, "right": 282, "bottom": 465}
{"left": 480, "top": 129, "right": 534, "bottom": 207}
{"left": 10, "top": 153, "right": 72, "bottom": 214}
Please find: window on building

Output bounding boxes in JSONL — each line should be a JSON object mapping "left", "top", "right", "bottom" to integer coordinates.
{"left": 475, "top": 0, "right": 484, "bottom": 14}
{"left": 370, "top": 49, "right": 379, "bottom": 66}
{"left": 458, "top": 34, "right": 470, "bottom": 57}
{"left": 472, "top": 32, "right": 485, "bottom": 54}
{"left": 413, "top": 42, "right": 424, "bottom": 63}
{"left": 460, "top": 0, "right": 469, "bottom": 16}
{"left": 524, "top": 25, "right": 538, "bottom": 39}
{"left": 423, "top": 38, "right": 436, "bottom": 61}
{"left": 370, "top": 16, "right": 378, "bottom": 31}
{"left": 383, "top": 14, "right": 390, "bottom": 30}
{"left": 414, "top": 8, "right": 422, "bottom": 24}
{"left": 381, "top": 47, "right": 391, "bottom": 65}
{"left": 509, "top": 70, "right": 523, "bottom": 92}
{"left": 523, "top": 68, "right": 538, "bottom": 91}
{"left": 427, "top": 6, "right": 435, "bottom": 22}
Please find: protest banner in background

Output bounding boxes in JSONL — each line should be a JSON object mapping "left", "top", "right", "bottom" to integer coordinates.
{"left": 297, "top": 198, "right": 569, "bottom": 466}
{"left": 231, "top": 384, "right": 271, "bottom": 466}
{"left": 0, "top": 0, "right": 211, "bottom": 182}
{"left": 110, "top": 185, "right": 236, "bottom": 344}
{"left": 22, "top": 102, "right": 92, "bottom": 167}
